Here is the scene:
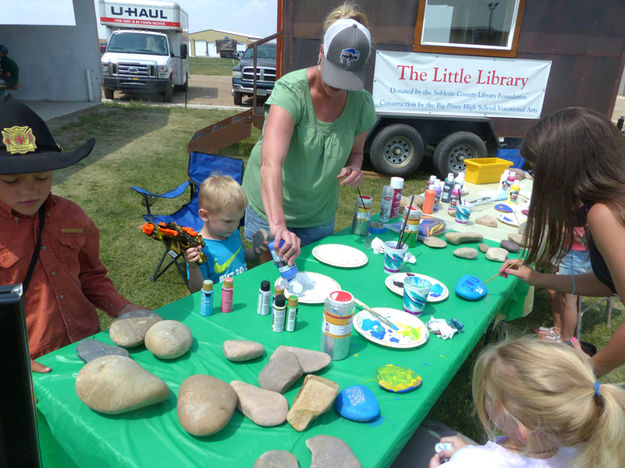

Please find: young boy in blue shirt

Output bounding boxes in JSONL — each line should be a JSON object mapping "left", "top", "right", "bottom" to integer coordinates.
{"left": 184, "top": 175, "right": 266, "bottom": 292}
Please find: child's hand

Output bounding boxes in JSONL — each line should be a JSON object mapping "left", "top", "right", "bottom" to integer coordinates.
{"left": 31, "top": 359, "right": 51, "bottom": 373}
{"left": 428, "top": 436, "right": 469, "bottom": 466}
{"left": 252, "top": 229, "right": 269, "bottom": 256}
{"left": 184, "top": 246, "right": 203, "bottom": 264}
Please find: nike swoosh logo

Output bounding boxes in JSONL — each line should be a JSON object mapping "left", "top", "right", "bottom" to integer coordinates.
{"left": 214, "top": 247, "right": 241, "bottom": 274}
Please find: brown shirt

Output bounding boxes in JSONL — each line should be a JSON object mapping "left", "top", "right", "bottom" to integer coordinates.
{"left": 0, "top": 194, "right": 129, "bottom": 358}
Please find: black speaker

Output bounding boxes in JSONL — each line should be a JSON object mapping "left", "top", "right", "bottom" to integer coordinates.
{"left": 0, "top": 284, "right": 41, "bottom": 467}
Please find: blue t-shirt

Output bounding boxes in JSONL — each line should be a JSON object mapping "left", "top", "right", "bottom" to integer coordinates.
{"left": 192, "top": 230, "right": 247, "bottom": 284}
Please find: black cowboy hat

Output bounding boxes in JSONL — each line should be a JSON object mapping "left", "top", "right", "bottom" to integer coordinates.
{"left": 0, "top": 101, "right": 94, "bottom": 174}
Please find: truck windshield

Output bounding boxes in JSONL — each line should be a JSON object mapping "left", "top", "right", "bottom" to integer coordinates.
{"left": 107, "top": 33, "right": 169, "bottom": 56}
{"left": 242, "top": 44, "right": 276, "bottom": 60}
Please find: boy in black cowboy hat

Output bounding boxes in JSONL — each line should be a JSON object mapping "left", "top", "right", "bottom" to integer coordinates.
{"left": 0, "top": 101, "right": 151, "bottom": 373}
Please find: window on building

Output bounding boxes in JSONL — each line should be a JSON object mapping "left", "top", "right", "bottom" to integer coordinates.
{"left": 415, "top": 0, "right": 524, "bottom": 57}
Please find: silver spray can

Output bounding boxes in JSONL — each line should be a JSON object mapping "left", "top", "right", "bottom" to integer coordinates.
{"left": 379, "top": 185, "right": 393, "bottom": 222}
{"left": 320, "top": 290, "right": 355, "bottom": 360}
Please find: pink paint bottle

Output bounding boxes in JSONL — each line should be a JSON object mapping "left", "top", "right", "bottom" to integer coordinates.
{"left": 221, "top": 277, "right": 234, "bottom": 313}
{"left": 389, "top": 177, "right": 404, "bottom": 219}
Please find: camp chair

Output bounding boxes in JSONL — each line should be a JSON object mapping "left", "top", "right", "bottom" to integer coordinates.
{"left": 131, "top": 152, "right": 244, "bottom": 289}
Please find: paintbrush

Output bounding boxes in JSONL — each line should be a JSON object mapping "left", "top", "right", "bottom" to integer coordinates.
{"left": 396, "top": 194, "right": 415, "bottom": 249}
{"left": 353, "top": 298, "right": 399, "bottom": 331}
{"left": 476, "top": 258, "right": 523, "bottom": 292}
{"left": 356, "top": 186, "right": 367, "bottom": 210}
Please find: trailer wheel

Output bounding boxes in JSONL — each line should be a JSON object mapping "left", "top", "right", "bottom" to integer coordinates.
{"left": 233, "top": 92, "right": 243, "bottom": 105}
{"left": 433, "top": 131, "right": 487, "bottom": 177}
{"left": 369, "top": 124, "right": 425, "bottom": 176}
{"left": 104, "top": 88, "right": 114, "bottom": 100}
{"left": 163, "top": 79, "right": 174, "bottom": 102}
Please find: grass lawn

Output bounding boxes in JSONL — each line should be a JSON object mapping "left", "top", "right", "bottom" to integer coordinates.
{"left": 189, "top": 57, "right": 239, "bottom": 76}
{"left": 50, "top": 102, "right": 625, "bottom": 445}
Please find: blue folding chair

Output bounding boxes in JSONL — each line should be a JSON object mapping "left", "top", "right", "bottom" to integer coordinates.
{"left": 131, "top": 152, "right": 244, "bottom": 289}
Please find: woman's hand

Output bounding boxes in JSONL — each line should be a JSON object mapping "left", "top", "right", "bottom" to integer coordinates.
{"left": 498, "top": 259, "right": 539, "bottom": 284}
{"left": 337, "top": 165, "right": 364, "bottom": 186}
{"left": 271, "top": 225, "right": 301, "bottom": 266}
{"left": 428, "top": 436, "right": 468, "bottom": 466}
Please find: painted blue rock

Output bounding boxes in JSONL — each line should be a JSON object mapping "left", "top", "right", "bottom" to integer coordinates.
{"left": 76, "top": 339, "right": 130, "bottom": 363}
{"left": 335, "top": 385, "right": 380, "bottom": 422}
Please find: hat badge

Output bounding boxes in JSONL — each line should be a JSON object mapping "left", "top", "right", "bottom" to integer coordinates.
{"left": 2, "top": 125, "right": 37, "bottom": 154}
{"left": 339, "top": 48, "right": 360, "bottom": 67}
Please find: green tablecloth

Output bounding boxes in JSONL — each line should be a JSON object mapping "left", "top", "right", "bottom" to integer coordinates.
{"left": 34, "top": 228, "right": 527, "bottom": 468}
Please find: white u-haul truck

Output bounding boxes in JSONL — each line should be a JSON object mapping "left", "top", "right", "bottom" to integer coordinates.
{"left": 100, "top": 0, "right": 189, "bottom": 102}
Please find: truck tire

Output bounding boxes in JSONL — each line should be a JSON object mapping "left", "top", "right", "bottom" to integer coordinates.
{"left": 104, "top": 88, "right": 114, "bottom": 100}
{"left": 369, "top": 124, "right": 425, "bottom": 176}
{"left": 433, "top": 131, "right": 487, "bottom": 177}
{"left": 233, "top": 91, "right": 243, "bottom": 105}
{"left": 163, "top": 79, "right": 174, "bottom": 102}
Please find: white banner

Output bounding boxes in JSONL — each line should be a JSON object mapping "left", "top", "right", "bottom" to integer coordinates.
{"left": 372, "top": 51, "right": 552, "bottom": 119}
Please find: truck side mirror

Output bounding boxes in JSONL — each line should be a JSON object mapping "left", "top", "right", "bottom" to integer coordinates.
{"left": 180, "top": 44, "right": 188, "bottom": 59}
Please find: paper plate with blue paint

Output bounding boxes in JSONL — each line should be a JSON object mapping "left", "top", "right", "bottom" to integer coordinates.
{"left": 353, "top": 307, "right": 429, "bottom": 348}
{"left": 385, "top": 273, "right": 449, "bottom": 302}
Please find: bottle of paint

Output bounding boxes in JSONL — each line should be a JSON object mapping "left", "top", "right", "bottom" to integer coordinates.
{"left": 351, "top": 194, "right": 372, "bottom": 236}
{"left": 389, "top": 177, "right": 404, "bottom": 218}
{"left": 441, "top": 173, "right": 454, "bottom": 203}
{"left": 257, "top": 280, "right": 271, "bottom": 316}
{"left": 508, "top": 178, "right": 521, "bottom": 203}
{"left": 286, "top": 295, "right": 298, "bottom": 332}
{"left": 422, "top": 186, "right": 436, "bottom": 214}
{"left": 403, "top": 205, "right": 422, "bottom": 248}
{"left": 427, "top": 175, "right": 437, "bottom": 189}
{"left": 433, "top": 180, "right": 443, "bottom": 212}
{"left": 271, "top": 294, "right": 286, "bottom": 332}
{"left": 505, "top": 173, "right": 515, "bottom": 193}
{"left": 378, "top": 185, "right": 393, "bottom": 222}
{"left": 499, "top": 169, "right": 510, "bottom": 193}
{"left": 200, "top": 279, "right": 214, "bottom": 316}
{"left": 221, "top": 277, "right": 234, "bottom": 313}
{"left": 321, "top": 290, "right": 355, "bottom": 360}
{"left": 448, "top": 187, "right": 459, "bottom": 217}
{"left": 268, "top": 239, "right": 298, "bottom": 281}
{"left": 454, "top": 172, "right": 465, "bottom": 206}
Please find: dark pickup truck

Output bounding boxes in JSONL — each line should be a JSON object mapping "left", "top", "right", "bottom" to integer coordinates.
{"left": 231, "top": 43, "right": 276, "bottom": 105}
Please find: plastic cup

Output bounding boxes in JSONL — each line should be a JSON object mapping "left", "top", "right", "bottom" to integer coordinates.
{"left": 455, "top": 205, "right": 472, "bottom": 224}
{"left": 403, "top": 276, "right": 432, "bottom": 315}
{"left": 384, "top": 241, "right": 408, "bottom": 274}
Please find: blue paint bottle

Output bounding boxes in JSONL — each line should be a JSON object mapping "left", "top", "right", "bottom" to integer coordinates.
{"left": 268, "top": 240, "right": 298, "bottom": 281}
{"left": 200, "top": 279, "right": 214, "bottom": 316}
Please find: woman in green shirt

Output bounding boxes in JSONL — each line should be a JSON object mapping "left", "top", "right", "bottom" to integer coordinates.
{"left": 241, "top": 3, "right": 377, "bottom": 264}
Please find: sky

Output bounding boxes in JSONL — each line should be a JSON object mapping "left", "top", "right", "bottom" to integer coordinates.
{"left": 2, "top": 0, "right": 278, "bottom": 38}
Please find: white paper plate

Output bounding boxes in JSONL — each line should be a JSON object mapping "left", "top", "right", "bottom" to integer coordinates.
{"left": 312, "top": 244, "right": 368, "bottom": 268}
{"left": 354, "top": 307, "right": 429, "bottom": 349}
{"left": 384, "top": 273, "right": 449, "bottom": 302}
{"left": 497, "top": 212, "right": 526, "bottom": 227}
{"left": 275, "top": 271, "right": 340, "bottom": 304}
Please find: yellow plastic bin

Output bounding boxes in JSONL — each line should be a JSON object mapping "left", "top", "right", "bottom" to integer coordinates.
{"left": 465, "top": 158, "right": 513, "bottom": 184}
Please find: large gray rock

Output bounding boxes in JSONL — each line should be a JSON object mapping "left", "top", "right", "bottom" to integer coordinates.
{"left": 109, "top": 310, "right": 162, "bottom": 348}
{"left": 306, "top": 435, "right": 361, "bottom": 468}
{"left": 259, "top": 350, "right": 303, "bottom": 394}
{"left": 75, "top": 355, "right": 169, "bottom": 414}
{"left": 223, "top": 340, "right": 265, "bottom": 362}
{"left": 486, "top": 247, "right": 509, "bottom": 262}
{"left": 508, "top": 233, "right": 528, "bottom": 247}
{"left": 144, "top": 320, "right": 192, "bottom": 359}
{"left": 445, "top": 232, "right": 483, "bottom": 245}
{"left": 230, "top": 380, "right": 289, "bottom": 427}
{"left": 177, "top": 375, "right": 237, "bottom": 436}
{"left": 287, "top": 375, "right": 339, "bottom": 432}
{"left": 270, "top": 346, "right": 331, "bottom": 373}
{"left": 254, "top": 450, "right": 299, "bottom": 468}
{"left": 76, "top": 339, "right": 129, "bottom": 363}
{"left": 453, "top": 247, "right": 479, "bottom": 260}
{"left": 475, "top": 215, "right": 498, "bottom": 228}
{"left": 500, "top": 239, "right": 521, "bottom": 253}
{"left": 423, "top": 236, "right": 447, "bottom": 249}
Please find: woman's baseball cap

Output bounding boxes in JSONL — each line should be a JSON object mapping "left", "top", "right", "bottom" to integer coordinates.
{"left": 0, "top": 101, "right": 94, "bottom": 174}
{"left": 322, "top": 18, "right": 372, "bottom": 91}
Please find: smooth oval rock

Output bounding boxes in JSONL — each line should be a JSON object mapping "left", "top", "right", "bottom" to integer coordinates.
{"left": 423, "top": 236, "right": 447, "bottom": 249}
{"left": 453, "top": 247, "right": 478, "bottom": 260}
{"left": 76, "top": 339, "right": 129, "bottom": 363}
{"left": 230, "top": 380, "right": 288, "bottom": 427}
{"left": 177, "top": 375, "right": 237, "bottom": 436}
{"left": 287, "top": 375, "right": 339, "bottom": 432}
{"left": 376, "top": 364, "right": 422, "bottom": 393}
{"left": 475, "top": 215, "right": 498, "bottom": 228}
{"left": 306, "top": 435, "right": 361, "bottom": 468}
{"left": 445, "top": 232, "right": 483, "bottom": 245}
{"left": 109, "top": 310, "right": 162, "bottom": 348}
{"left": 144, "top": 320, "right": 192, "bottom": 359}
{"left": 75, "top": 355, "right": 169, "bottom": 414}
{"left": 508, "top": 233, "right": 527, "bottom": 247}
{"left": 478, "top": 243, "right": 490, "bottom": 253}
{"left": 223, "top": 340, "right": 265, "bottom": 362}
{"left": 254, "top": 450, "right": 299, "bottom": 468}
{"left": 500, "top": 239, "right": 521, "bottom": 253}
{"left": 335, "top": 385, "right": 380, "bottom": 422}
{"left": 259, "top": 350, "right": 303, "bottom": 394}
{"left": 486, "top": 247, "right": 509, "bottom": 262}
{"left": 270, "top": 346, "right": 331, "bottom": 373}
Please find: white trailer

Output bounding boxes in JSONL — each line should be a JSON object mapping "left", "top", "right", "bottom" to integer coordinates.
{"left": 99, "top": 0, "right": 189, "bottom": 102}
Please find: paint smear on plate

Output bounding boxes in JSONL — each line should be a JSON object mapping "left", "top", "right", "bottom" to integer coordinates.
{"left": 397, "top": 324, "right": 421, "bottom": 341}
{"left": 361, "top": 318, "right": 387, "bottom": 341}
{"left": 429, "top": 284, "right": 444, "bottom": 298}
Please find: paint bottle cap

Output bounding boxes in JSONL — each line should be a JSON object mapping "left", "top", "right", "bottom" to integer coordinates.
{"left": 446, "top": 173, "right": 454, "bottom": 182}
{"left": 274, "top": 285, "right": 285, "bottom": 295}
{"left": 224, "top": 277, "right": 234, "bottom": 288}
{"left": 288, "top": 295, "right": 298, "bottom": 307}
{"left": 202, "top": 279, "right": 213, "bottom": 291}
{"left": 390, "top": 177, "right": 404, "bottom": 189}
{"left": 274, "top": 294, "right": 286, "bottom": 307}
{"left": 260, "top": 280, "right": 270, "bottom": 291}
